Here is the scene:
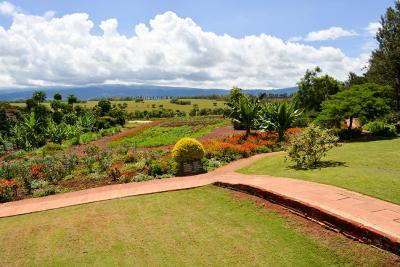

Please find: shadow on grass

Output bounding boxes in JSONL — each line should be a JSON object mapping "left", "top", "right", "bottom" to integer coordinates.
{"left": 287, "top": 160, "right": 347, "bottom": 171}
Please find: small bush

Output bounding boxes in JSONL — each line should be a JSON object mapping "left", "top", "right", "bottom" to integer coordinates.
{"left": 133, "top": 174, "right": 152, "bottom": 182}
{"left": 41, "top": 143, "right": 63, "bottom": 156}
{"left": 125, "top": 152, "right": 136, "bottom": 163}
{"left": 118, "top": 174, "right": 131, "bottom": 183}
{"left": 33, "top": 185, "right": 59, "bottom": 198}
{"left": 172, "top": 138, "right": 205, "bottom": 163}
{"left": 287, "top": 124, "right": 339, "bottom": 169}
{"left": 98, "top": 150, "right": 112, "bottom": 173}
{"left": 107, "top": 163, "right": 122, "bottom": 181}
{"left": 363, "top": 120, "right": 397, "bottom": 137}
{"left": 0, "top": 179, "right": 17, "bottom": 202}
{"left": 148, "top": 163, "right": 164, "bottom": 176}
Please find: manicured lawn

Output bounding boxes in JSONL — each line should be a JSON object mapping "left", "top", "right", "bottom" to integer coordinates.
{"left": 0, "top": 186, "right": 393, "bottom": 266}
{"left": 239, "top": 138, "right": 400, "bottom": 204}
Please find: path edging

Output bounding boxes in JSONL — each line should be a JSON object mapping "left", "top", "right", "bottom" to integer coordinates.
{"left": 213, "top": 182, "right": 400, "bottom": 255}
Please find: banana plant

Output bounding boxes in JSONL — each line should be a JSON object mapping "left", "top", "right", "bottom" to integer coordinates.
{"left": 261, "top": 101, "right": 302, "bottom": 141}
{"left": 229, "top": 95, "right": 261, "bottom": 138}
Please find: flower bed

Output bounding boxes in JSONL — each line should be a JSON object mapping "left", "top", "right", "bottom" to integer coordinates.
{"left": 202, "top": 129, "right": 302, "bottom": 170}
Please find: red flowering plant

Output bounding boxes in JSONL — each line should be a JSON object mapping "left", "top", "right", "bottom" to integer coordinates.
{"left": 107, "top": 163, "right": 122, "bottom": 181}
{"left": 31, "top": 163, "right": 44, "bottom": 180}
{"left": 0, "top": 179, "right": 17, "bottom": 202}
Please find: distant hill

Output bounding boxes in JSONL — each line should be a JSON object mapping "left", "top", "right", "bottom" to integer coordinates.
{"left": 0, "top": 84, "right": 297, "bottom": 101}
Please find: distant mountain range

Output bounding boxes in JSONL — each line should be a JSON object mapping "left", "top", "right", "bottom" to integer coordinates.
{"left": 0, "top": 84, "right": 297, "bottom": 101}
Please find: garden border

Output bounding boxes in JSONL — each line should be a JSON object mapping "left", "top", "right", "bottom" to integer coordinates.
{"left": 214, "top": 182, "right": 400, "bottom": 255}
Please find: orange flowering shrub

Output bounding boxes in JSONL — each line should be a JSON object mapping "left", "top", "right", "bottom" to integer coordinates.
{"left": 107, "top": 163, "right": 122, "bottom": 181}
{"left": 31, "top": 163, "right": 44, "bottom": 179}
{"left": 0, "top": 179, "right": 17, "bottom": 202}
{"left": 203, "top": 129, "right": 300, "bottom": 163}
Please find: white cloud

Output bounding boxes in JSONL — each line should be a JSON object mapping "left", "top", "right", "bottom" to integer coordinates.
{"left": 304, "top": 27, "right": 358, "bottom": 41}
{"left": 366, "top": 22, "right": 380, "bottom": 36}
{"left": 0, "top": 1, "right": 17, "bottom": 16}
{"left": 0, "top": 4, "right": 369, "bottom": 89}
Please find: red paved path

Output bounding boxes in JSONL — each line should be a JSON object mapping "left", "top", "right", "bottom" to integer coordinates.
{"left": 1, "top": 152, "right": 399, "bottom": 251}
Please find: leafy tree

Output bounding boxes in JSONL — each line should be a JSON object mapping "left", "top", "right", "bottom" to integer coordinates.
{"left": 294, "top": 67, "right": 343, "bottom": 111}
{"left": 316, "top": 83, "right": 392, "bottom": 129}
{"left": 53, "top": 92, "right": 62, "bottom": 101}
{"left": 96, "top": 99, "right": 112, "bottom": 115}
{"left": 50, "top": 99, "right": 64, "bottom": 112}
{"left": 226, "top": 87, "right": 244, "bottom": 109}
{"left": 67, "top": 94, "right": 78, "bottom": 106}
{"left": 0, "top": 103, "right": 22, "bottom": 136}
{"left": 108, "top": 107, "right": 126, "bottom": 126}
{"left": 25, "top": 98, "right": 37, "bottom": 112}
{"left": 32, "top": 91, "right": 46, "bottom": 104}
{"left": 344, "top": 72, "right": 368, "bottom": 89}
{"left": 261, "top": 101, "right": 302, "bottom": 141}
{"left": 228, "top": 94, "right": 261, "bottom": 138}
{"left": 366, "top": 2, "right": 400, "bottom": 110}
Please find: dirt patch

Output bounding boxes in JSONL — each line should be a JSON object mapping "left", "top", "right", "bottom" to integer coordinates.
{"left": 229, "top": 189, "right": 400, "bottom": 265}
{"left": 197, "top": 125, "right": 245, "bottom": 141}
{"left": 58, "top": 176, "right": 117, "bottom": 191}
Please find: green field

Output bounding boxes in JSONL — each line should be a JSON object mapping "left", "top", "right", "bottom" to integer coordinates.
{"left": 0, "top": 186, "right": 393, "bottom": 266}
{"left": 110, "top": 119, "right": 229, "bottom": 147}
{"left": 240, "top": 138, "right": 400, "bottom": 204}
{"left": 10, "top": 99, "right": 226, "bottom": 113}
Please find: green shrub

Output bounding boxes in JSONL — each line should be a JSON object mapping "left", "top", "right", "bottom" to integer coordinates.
{"left": 33, "top": 185, "right": 59, "bottom": 198}
{"left": 148, "top": 163, "right": 164, "bottom": 176}
{"left": 172, "top": 138, "right": 205, "bottom": 163}
{"left": 42, "top": 156, "right": 67, "bottom": 182}
{"left": 41, "top": 142, "right": 63, "bottom": 156}
{"left": 133, "top": 174, "right": 152, "bottom": 182}
{"left": 363, "top": 120, "right": 397, "bottom": 137}
{"left": 98, "top": 150, "right": 112, "bottom": 173}
{"left": 118, "top": 174, "right": 130, "bottom": 183}
{"left": 286, "top": 124, "right": 339, "bottom": 169}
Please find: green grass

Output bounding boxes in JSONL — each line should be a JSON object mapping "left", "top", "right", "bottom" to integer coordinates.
{"left": 10, "top": 99, "right": 226, "bottom": 113}
{"left": 240, "top": 138, "right": 400, "bottom": 204}
{"left": 111, "top": 120, "right": 228, "bottom": 147}
{"left": 0, "top": 186, "right": 392, "bottom": 266}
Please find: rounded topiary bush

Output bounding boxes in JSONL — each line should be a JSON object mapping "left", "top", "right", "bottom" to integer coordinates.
{"left": 172, "top": 138, "right": 205, "bottom": 163}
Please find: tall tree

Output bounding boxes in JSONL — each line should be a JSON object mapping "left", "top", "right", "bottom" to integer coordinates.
{"left": 366, "top": 1, "right": 400, "bottom": 110}
{"left": 32, "top": 90, "right": 46, "bottom": 104}
{"left": 316, "top": 83, "right": 392, "bottom": 129}
{"left": 53, "top": 92, "right": 62, "bottom": 101}
{"left": 294, "top": 67, "right": 342, "bottom": 112}
{"left": 67, "top": 94, "right": 78, "bottom": 107}
{"left": 344, "top": 72, "right": 368, "bottom": 89}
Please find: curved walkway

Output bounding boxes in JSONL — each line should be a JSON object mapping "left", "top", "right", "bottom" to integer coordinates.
{"left": 1, "top": 153, "right": 399, "bottom": 253}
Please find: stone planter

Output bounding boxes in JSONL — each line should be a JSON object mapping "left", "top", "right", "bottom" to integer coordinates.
{"left": 178, "top": 160, "right": 205, "bottom": 176}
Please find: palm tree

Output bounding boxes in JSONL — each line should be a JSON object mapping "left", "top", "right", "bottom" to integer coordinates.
{"left": 229, "top": 95, "right": 261, "bottom": 138}
{"left": 262, "top": 101, "right": 302, "bottom": 141}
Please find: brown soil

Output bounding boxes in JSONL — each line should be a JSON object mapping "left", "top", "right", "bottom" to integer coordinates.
{"left": 229, "top": 189, "right": 400, "bottom": 266}
{"left": 197, "top": 125, "right": 245, "bottom": 141}
{"left": 58, "top": 176, "right": 117, "bottom": 192}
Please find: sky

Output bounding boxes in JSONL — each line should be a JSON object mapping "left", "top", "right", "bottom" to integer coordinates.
{"left": 0, "top": 0, "right": 394, "bottom": 90}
